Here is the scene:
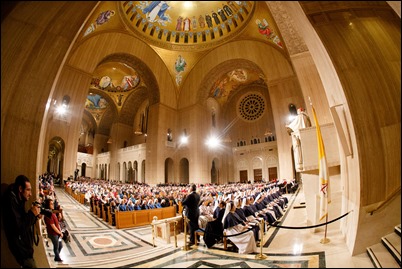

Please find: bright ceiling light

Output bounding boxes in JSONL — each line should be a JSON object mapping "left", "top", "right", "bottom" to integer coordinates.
{"left": 180, "top": 135, "right": 188, "bottom": 144}
{"left": 56, "top": 105, "right": 67, "bottom": 115}
{"left": 206, "top": 136, "right": 220, "bottom": 148}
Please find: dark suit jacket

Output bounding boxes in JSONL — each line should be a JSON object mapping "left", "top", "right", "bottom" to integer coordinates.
{"left": 181, "top": 191, "right": 200, "bottom": 221}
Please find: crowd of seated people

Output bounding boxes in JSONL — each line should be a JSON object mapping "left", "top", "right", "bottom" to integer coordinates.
{"left": 38, "top": 173, "right": 63, "bottom": 212}
{"left": 196, "top": 184, "right": 289, "bottom": 253}
{"left": 66, "top": 180, "right": 182, "bottom": 226}
{"left": 65, "top": 178, "right": 295, "bottom": 252}
{"left": 275, "top": 178, "right": 299, "bottom": 193}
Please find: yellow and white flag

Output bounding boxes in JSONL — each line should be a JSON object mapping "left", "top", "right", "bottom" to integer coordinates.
{"left": 311, "top": 105, "right": 331, "bottom": 221}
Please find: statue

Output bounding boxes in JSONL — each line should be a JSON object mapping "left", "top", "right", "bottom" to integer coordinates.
{"left": 286, "top": 108, "right": 311, "bottom": 170}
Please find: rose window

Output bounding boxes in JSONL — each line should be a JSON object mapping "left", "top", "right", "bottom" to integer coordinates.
{"left": 238, "top": 93, "right": 265, "bottom": 121}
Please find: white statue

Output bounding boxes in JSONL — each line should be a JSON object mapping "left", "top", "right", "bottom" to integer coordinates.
{"left": 286, "top": 108, "right": 311, "bottom": 170}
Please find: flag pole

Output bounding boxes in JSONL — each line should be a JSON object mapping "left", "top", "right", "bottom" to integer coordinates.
{"left": 309, "top": 96, "right": 331, "bottom": 245}
{"left": 320, "top": 215, "right": 330, "bottom": 244}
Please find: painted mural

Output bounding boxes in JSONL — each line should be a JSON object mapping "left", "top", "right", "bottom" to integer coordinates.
{"left": 90, "top": 72, "right": 140, "bottom": 92}
{"left": 137, "top": 1, "right": 172, "bottom": 25}
{"left": 209, "top": 68, "right": 266, "bottom": 106}
{"left": 85, "top": 94, "right": 109, "bottom": 122}
{"left": 84, "top": 10, "right": 116, "bottom": 36}
{"left": 174, "top": 54, "right": 187, "bottom": 86}
{"left": 129, "top": 1, "right": 250, "bottom": 30}
{"left": 255, "top": 18, "right": 283, "bottom": 48}
{"left": 85, "top": 94, "right": 108, "bottom": 109}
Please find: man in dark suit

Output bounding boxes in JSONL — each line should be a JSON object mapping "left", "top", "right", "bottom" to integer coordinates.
{"left": 181, "top": 184, "right": 201, "bottom": 245}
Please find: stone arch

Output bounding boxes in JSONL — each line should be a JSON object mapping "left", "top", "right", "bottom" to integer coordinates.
{"left": 178, "top": 40, "right": 294, "bottom": 110}
{"left": 68, "top": 33, "right": 176, "bottom": 107}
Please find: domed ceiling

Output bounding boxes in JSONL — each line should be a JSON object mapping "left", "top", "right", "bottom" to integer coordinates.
{"left": 120, "top": 1, "right": 256, "bottom": 50}
{"left": 85, "top": 62, "right": 141, "bottom": 125}
{"left": 79, "top": 1, "right": 288, "bottom": 136}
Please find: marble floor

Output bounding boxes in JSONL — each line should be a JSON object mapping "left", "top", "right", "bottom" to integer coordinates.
{"left": 43, "top": 185, "right": 374, "bottom": 268}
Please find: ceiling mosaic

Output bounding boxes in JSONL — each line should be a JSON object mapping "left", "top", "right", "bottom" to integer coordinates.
{"left": 79, "top": 1, "right": 287, "bottom": 127}
{"left": 85, "top": 94, "right": 109, "bottom": 123}
{"left": 209, "top": 68, "right": 266, "bottom": 106}
{"left": 120, "top": 1, "right": 255, "bottom": 49}
{"left": 86, "top": 62, "right": 142, "bottom": 124}
{"left": 90, "top": 62, "right": 140, "bottom": 92}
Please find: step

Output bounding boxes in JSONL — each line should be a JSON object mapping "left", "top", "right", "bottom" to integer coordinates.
{"left": 367, "top": 243, "right": 400, "bottom": 268}
{"left": 395, "top": 225, "right": 401, "bottom": 237}
{"left": 382, "top": 232, "right": 401, "bottom": 266}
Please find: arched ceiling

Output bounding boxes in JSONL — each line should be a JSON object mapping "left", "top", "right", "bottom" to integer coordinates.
{"left": 81, "top": 110, "right": 97, "bottom": 133}
{"left": 84, "top": 53, "right": 160, "bottom": 132}
{"left": 48, "top": 137, "right": 65, "bottom": 160}
{"left": 78, "top": 1, "right": 309, "bottom": 137}
{"left": 118, "top": 86, "right": 149, "bottom": 126}
{"left": 196, "top": 59, "right": 267, "bottom": 108}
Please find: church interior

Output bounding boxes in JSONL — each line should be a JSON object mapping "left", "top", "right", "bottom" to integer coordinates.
{"left": 1, "top": 1, "right": 400, "bottom": 268}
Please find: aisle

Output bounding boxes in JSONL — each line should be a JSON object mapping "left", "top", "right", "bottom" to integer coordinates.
{"left": 45, "top": 186, "right": 161, "bottom": 267}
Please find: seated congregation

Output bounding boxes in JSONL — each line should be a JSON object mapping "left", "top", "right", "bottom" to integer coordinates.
{"left": 64, "top": 178, "right": 293, "bottom": 254}
{"left": 198, "top": 185, "right": 288, "bottom": 254}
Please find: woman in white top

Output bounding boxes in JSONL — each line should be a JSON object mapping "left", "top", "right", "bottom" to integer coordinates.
{"left": 198, "top": 199, "right": 215, "bottom": 229}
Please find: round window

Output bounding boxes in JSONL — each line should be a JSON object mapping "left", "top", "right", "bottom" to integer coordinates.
{"left": 237, "top": 93, "right": 265, "bottom": 122}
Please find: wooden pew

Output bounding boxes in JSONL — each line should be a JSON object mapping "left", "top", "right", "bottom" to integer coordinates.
{"left": 64, "top": 186, "right": 177, "bottom": 229}
{"left": 115, "top": 206, "right": 177, "bottom": 229}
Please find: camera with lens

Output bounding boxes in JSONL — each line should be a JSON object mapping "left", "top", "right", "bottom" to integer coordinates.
{"left": 32, "top": 201, "right": 53, "bottom": 218}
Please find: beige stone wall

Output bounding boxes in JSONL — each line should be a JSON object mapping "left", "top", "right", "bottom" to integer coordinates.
{"left": 285, "top": 0, "right": 401, "bottom": 255}
{"left": 1, "top": 2, "right": 98, "bottom": 267}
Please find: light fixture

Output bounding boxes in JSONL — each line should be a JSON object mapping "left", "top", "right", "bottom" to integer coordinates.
{"left": 56, "top": 105, "right": 67, "bottom": 115}
{"left": 55, "top": 95, "right": 70, "bottom": 115}
{"left": 180, "top": 136, "right": 188, "bottom": 144}
{"left": 206, "top": 135, "right": 221, "bottom": 148}
{"left": 180, "top": 129, "right": 188, "bottom": 144}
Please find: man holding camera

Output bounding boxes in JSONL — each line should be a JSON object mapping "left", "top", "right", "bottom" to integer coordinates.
{"left": 2, "top": 175, "right": 42, "bottom": 268}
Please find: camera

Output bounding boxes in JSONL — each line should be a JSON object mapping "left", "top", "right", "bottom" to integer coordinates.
{"left": 32, "top": 201, "right": 53, "bottom": 218}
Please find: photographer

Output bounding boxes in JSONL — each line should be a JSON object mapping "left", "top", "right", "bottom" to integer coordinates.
{"left": 2, "top": 175, "right": 42, "bottom": 268}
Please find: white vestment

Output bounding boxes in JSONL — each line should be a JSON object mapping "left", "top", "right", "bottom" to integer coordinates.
{"left": 224, "top": 224, "right": 257, "bottom": 254}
